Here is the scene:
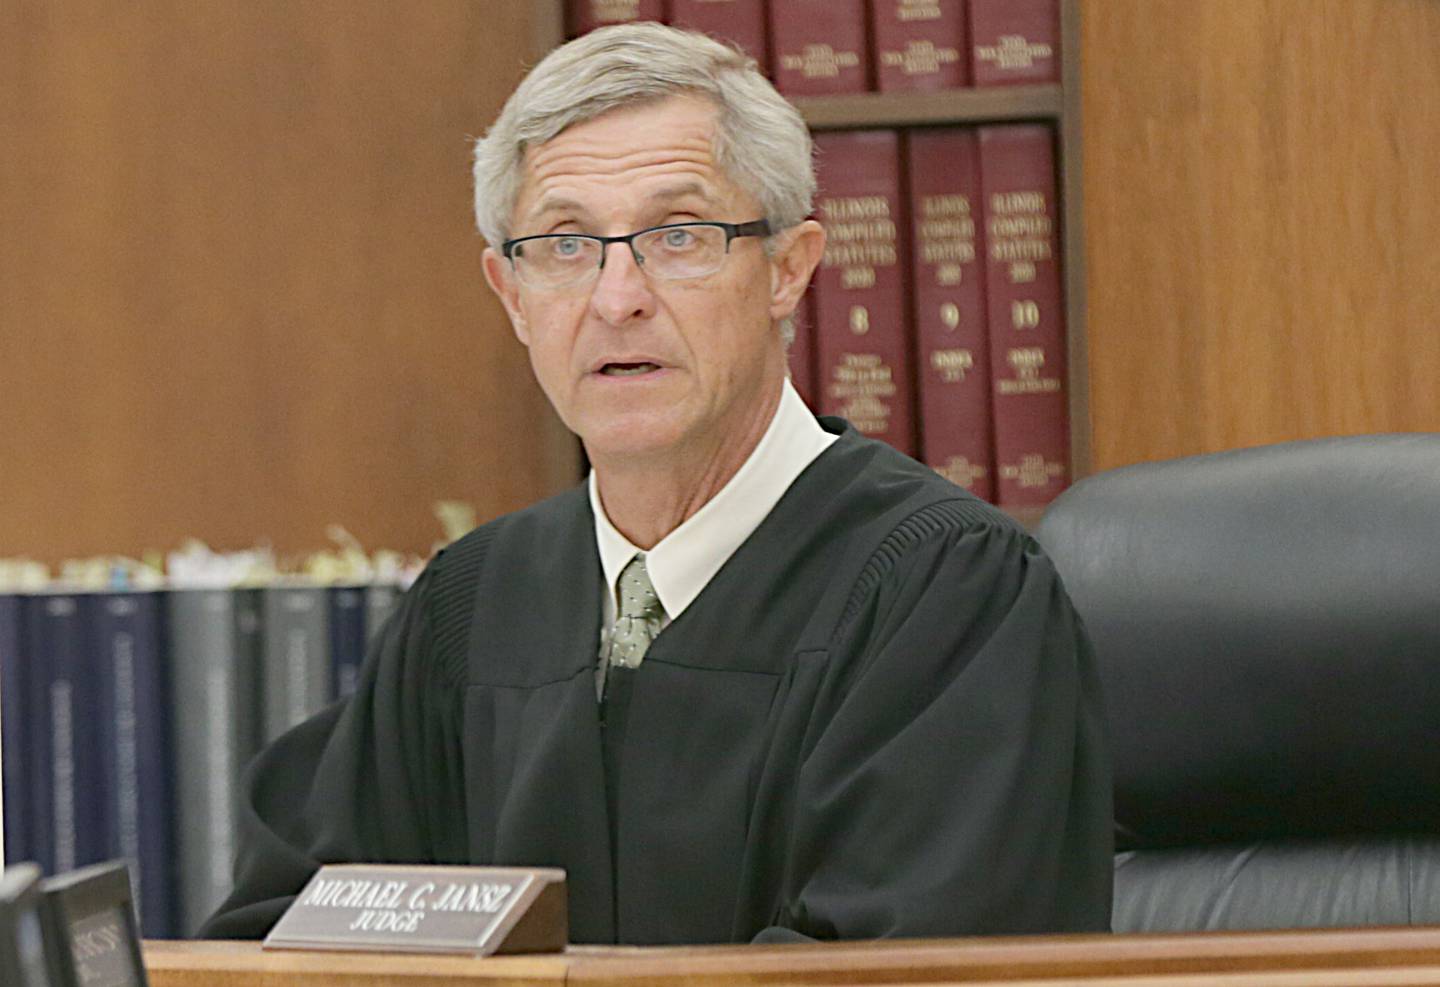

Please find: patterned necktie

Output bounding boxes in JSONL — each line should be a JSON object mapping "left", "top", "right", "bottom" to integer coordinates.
{"left": 602, "top": 553, "right": 666, "bottom": 669}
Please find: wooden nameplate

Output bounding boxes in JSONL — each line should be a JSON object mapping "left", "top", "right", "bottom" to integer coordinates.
{"left": 263, "top": 864, "right": 566, "bottom": 957}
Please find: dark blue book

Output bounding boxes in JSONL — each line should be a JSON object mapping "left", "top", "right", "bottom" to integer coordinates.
{"left": 328, "top": 585, "right": 366, "bottom": 700}
{"left": 0, "top": 593, "right": 26, "bottom": 864}
{"left": 92, "top": 591, "right": 174, "bottom": 938}
{"left": 25, "top": 592, "right": 105, "bottom": 876}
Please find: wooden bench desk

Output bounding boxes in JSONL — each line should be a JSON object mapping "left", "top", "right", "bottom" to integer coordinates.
{"left": 144, "top": 926, "right": 1440, "bottom": 986}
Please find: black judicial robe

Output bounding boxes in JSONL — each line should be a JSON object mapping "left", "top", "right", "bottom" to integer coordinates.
{"left": 202, "top": 422, "right": 1113, "bottom": 943}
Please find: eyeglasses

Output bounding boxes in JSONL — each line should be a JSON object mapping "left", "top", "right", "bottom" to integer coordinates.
{"left": 501, "top": 219, "right": 772, "bottom": 289}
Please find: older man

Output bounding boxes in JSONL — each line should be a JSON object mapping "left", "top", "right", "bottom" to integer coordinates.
{"left": 205, "top": 24, "right": 1111, "bottom": 944}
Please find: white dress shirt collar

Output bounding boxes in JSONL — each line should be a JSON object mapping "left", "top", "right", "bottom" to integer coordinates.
{"left": 590, "top": 378, "right": 837, "bottom": 625}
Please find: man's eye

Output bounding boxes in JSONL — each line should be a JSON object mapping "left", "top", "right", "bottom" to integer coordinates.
{"left": 662, "top": 228, "right": 696, "bottom": 249}
{"left": 553, "top": 237, "right": 584, "bottom": 257}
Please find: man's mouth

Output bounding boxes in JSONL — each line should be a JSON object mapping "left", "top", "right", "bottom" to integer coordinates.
{"left": 599, "top": 362, "right": 661, "bottom": 377}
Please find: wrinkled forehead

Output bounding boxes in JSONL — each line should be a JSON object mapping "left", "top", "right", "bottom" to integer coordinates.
{"left": 511, "top": 96, "right": 756, "bottom": 229}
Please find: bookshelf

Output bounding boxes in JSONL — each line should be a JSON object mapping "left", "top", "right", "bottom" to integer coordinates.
{"left": 794, "top": 0, "right": 1089, "bottom": 520}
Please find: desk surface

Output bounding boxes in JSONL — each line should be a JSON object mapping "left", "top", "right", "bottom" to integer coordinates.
{"left": 145, "top": 927, "right": 1440, "bottom": 987}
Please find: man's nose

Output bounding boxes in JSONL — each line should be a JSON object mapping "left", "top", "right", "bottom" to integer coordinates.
{"left": 589, "top": 241, "right": 656, "bottom": 325}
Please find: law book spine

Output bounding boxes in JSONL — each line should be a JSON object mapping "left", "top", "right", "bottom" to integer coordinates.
{"left": 768, "top": 0, "right": 869, "bottom": 96}
{"left": 567, "top": 0, "right": 666, "bottom": 37}
{"left": 261, "top": 584, "right": 331, "bottom": 744}
{"left": 978, "top": 123, "right": 1068, "bottom": 508}
{"left": 25, "top": 593, "right": 104, "bottom": 875}
{"left": 669, "top": 0, "right": 768, "bottom": 66}
{"left": 967, "top": 0, "right": 1059, "bottom": 87}
{"left": 812, "top": 129, "right": 916, "bottom": 455}
{"left": 364, "top": 582, "right": 402, "bottom": 644}
{"left": 871, "top": 0, "right": 968, "bottom": 93}
{"left": 328, "top": 585, "right": 366, "bottom": 700}
{"left": 166, "top": 588, "right": 260, "bottom": 936}
{"left": 233, "top": 588, "right": 264, "bottom": 768}
{"left": 0, "top": 592, "right": 26, "bottom": 864}
{"left": 92, "top": 590, "right": 174, "bottom": 938}
{"left": 907, "top": 127, "right": 994, "bottom": 500}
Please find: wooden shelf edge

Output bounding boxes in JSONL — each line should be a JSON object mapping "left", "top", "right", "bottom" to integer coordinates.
{"left": 797, "top": 85, "right": 1063, "bottom": 130}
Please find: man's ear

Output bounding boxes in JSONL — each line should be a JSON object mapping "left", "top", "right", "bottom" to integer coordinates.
{"left": 768, "top": 219, "right": 826, "bottom": 323}
{"left": 482, "top": 246, "right": 531, "bottom": 346}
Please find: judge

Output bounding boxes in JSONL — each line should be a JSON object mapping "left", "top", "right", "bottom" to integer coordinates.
{"left": 204, "top": 23, "right": 1112, "bottom": 943}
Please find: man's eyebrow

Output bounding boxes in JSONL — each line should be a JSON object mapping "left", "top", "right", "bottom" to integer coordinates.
{"left": 648, "top": 182, "right": 721, "bottom": 207}
{"left": 525, "top": 196, "right": 592, "bottom": 225}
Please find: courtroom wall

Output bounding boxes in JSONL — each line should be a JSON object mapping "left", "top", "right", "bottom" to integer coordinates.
{"left": 0, "top": 2, "right": 575, "bottom": 564}
{"left": 1081, "top": 0, "right": 1440, "bottom": 470}
{"left": 5, "top": 1, "right": 1438, "bottom": 565}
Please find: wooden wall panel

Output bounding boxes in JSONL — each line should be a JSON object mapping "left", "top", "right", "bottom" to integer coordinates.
{"left": 0, "top": 1, "right": 575, "bottom": 565}
{"left": 9, "top": 1, "right": 1436, "bottom": 561}
{"left": 1081, "top": 0, "right": 1440, "bottom": 470}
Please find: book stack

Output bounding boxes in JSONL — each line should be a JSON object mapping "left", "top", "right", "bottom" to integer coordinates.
{"left": 564, "top": 0, "right": 1059, "bottom": 96}
{"left": 0, "top": 553, "right": 413, "bottom": 938}
{"left": 799, "top": 123, "right": 1067, "bottom": 509}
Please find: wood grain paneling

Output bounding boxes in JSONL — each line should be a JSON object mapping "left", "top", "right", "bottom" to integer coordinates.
{"left": 1081, "top": 0, "right": 1440, "bottom": 470}
{"left": 8, "top": 1, "right": 1436, "bottom": 561}
{"left": 0, "top": 1, "right": 576, "bottom": 564}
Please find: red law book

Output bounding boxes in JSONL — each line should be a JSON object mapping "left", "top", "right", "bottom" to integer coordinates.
{"left": 871, "top": 0, "right": 969, "bottom": 92}
{"left": 566, "top": 0, "right": 666, "bottom": 38}
{"left": 977, "top": 124, "right": 1068, "bottom": 508}
{"left": 669, "top": 0, "right": 768, "bottom": 67}
{"left": 967, "top": 0, "right": 1059, "bottom": 86}
{"left": 811, "top": 130, "right": 915, "bottom": 455}
{"left": 789, "top": 290, "right": 819, "bottom": 409}
{"left": 907, "top": 127, "right": 993, "bottom": 500}
{"left": 768, "top": 0, "right": 869, "bottom": 96}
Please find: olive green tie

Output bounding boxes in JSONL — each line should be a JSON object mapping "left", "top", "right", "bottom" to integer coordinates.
{"left": 603, "top": 553, "right": 666, "bottom": 670}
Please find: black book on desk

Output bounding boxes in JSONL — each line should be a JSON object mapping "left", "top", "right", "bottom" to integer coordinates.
{"left": 1, "top": 863, "right": 61, "bottom": 987}
{"left": 40, "top": 860, "right": 149, "bottom": 987}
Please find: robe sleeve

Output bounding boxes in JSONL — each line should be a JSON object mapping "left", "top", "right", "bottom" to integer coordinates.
{"left": 759, "top": 506, "right": 1113, "bottom": 940}
{"left": 200, "top": 565, "right": 469, "bottom": 939}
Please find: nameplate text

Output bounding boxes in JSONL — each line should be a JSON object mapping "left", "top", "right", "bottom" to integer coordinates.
{"left": 263, "top": 864, "right": 567, "bottom": 956}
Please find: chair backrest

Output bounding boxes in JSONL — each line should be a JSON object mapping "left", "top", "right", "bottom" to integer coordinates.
{"left": 1035, "top": 434, "right": 1440, "bottom": 931}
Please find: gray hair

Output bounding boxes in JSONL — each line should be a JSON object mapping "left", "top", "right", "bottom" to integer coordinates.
{"left": 472, "top": 23, "right": 815, "bottom": 252}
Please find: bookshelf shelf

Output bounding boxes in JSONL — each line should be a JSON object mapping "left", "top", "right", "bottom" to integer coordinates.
{"left": 796, "top": 85, "right": 1063, "bottom": 131}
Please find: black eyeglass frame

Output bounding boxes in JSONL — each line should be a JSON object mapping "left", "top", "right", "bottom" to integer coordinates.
{"left": 501, "top": 219, "right": 773, "bottom": 278}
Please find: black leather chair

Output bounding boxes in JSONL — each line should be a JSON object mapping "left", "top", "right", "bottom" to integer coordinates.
{"left": 1035, "top": 435, "right": 1440, "bottom": 932}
